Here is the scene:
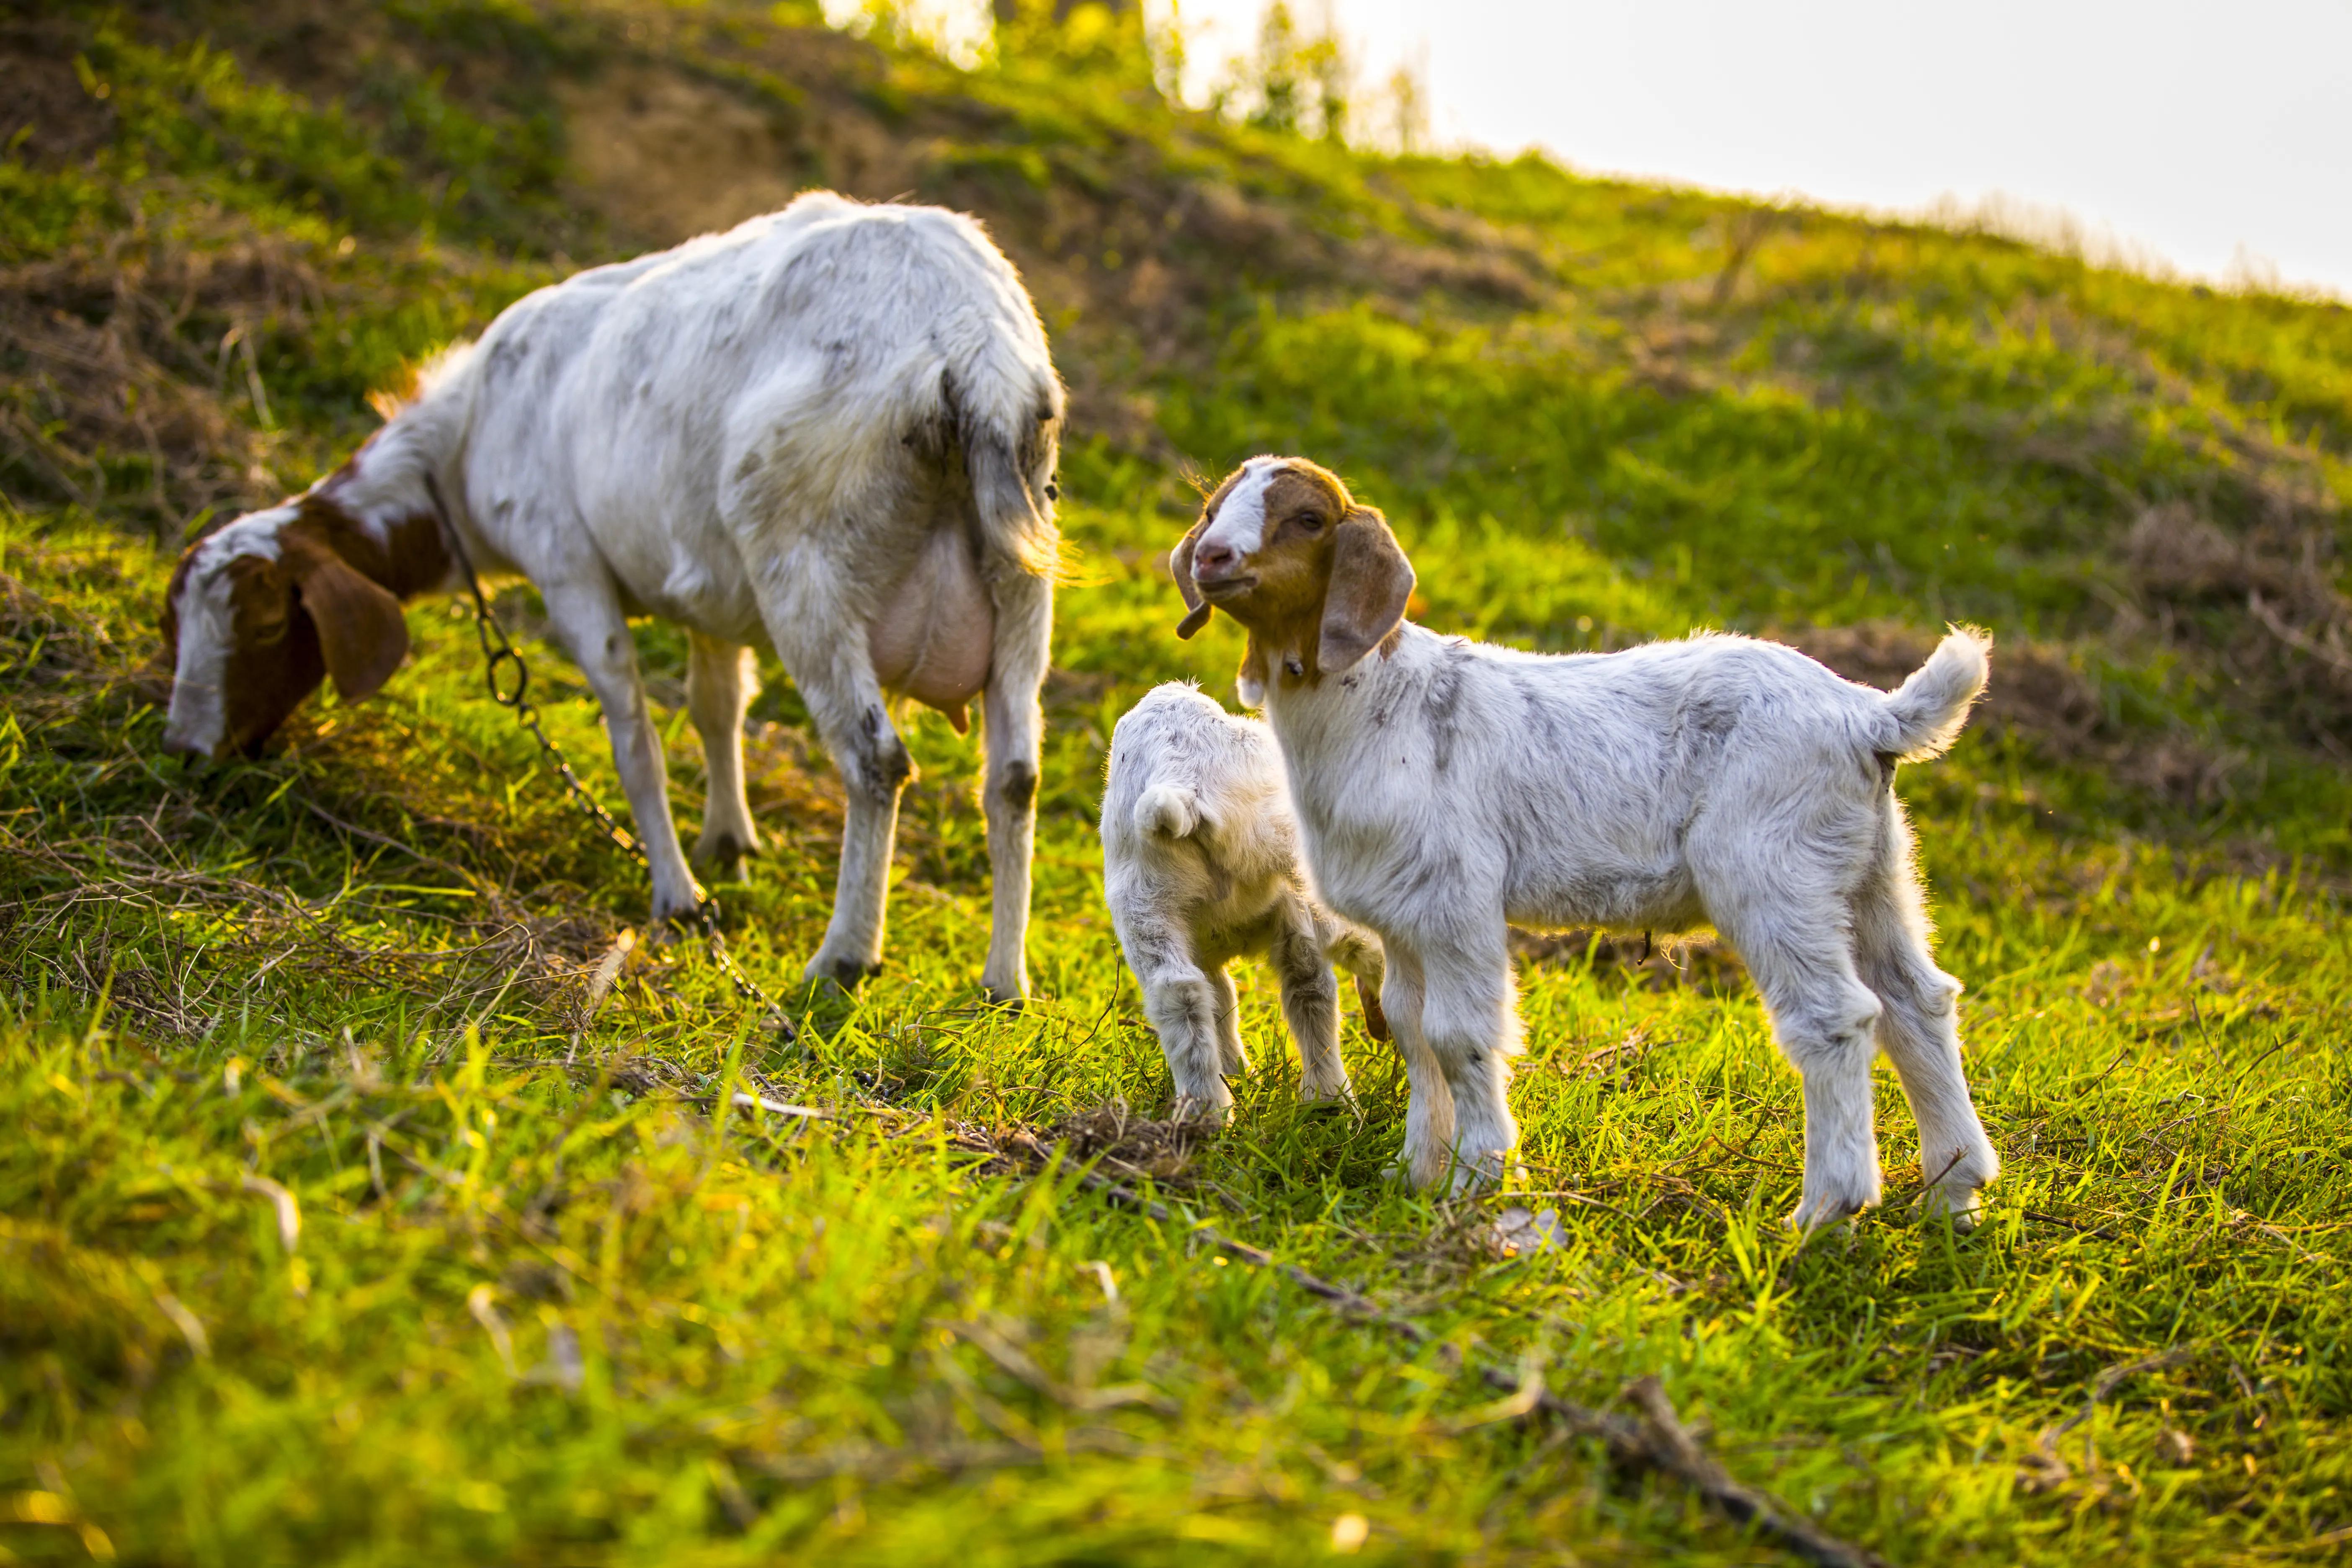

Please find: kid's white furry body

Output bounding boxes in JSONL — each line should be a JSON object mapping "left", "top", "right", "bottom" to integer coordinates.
{"left": 1256, "top": 620, "right": 2001, "bottom": 1223}
{"left": 1101, "top": 684, "right": 1382, "bottom": 1116}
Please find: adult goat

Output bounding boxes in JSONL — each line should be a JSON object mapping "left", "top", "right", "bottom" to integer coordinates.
{"left": 160, "top": 193, "right": 1063, "bottom": 999}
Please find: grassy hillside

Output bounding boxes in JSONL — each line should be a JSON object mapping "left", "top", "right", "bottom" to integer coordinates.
{"left": 4, "top": 2, "right": 2351, "bottom": 1563}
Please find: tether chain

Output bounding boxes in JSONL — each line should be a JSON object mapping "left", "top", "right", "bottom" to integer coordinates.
{"left": 425, "top": 475, "right": 795, "bottom": 1043}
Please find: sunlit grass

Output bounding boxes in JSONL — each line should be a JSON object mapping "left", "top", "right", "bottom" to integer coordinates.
{"left": 5, "top": 1, "right": 2351, "bottom": 1563}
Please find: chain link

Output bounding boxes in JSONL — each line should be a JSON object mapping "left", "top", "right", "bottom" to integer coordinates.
{"left": 429, "top": 477, "right": 795, "bottom": 1042}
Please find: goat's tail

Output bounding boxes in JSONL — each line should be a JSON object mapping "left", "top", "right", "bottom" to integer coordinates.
{"left": 966, "top": 429, "right": 1059, "bottom": 579}
{"left": 1135, "top": 783, "right": 1201, "bottom": 839}
{"left": 1880, "top": 627, "right": 1991, "bottom": 763}
{"left": 946, "top": 343, "right": 1064, "bottom": 580}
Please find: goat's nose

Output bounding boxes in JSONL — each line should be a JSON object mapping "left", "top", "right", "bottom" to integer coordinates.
{"left": 1193, "top": 539, "right": 1237, "bottom": 575}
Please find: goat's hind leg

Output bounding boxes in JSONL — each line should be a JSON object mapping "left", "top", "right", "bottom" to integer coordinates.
{"left": 1209, "top": 966, "right": 1252, "bottom": 1078}
{"left": 1853, "top": 816, "right": 1999, "bottom": 1228}
{"left": 1695, "top": 789, "right": 1895, "bottom": 1232}
{"left": 686, "top": 632, "right": 761, "bottom": 879}
{"left": 748, "top": 557, "right": 908, "bottom": 988}
{"left": 1120, "top": 910, "right": 1237, "bottom": 1121}
{"left": 1272, "top": 900, "right": 1349, "bottom": 1104}
{"left": 978, "top": 562, "right": 1052, "bottom": 1004}
{"left": 1714, "top": 895, "right": 1887, "bottom": 1232}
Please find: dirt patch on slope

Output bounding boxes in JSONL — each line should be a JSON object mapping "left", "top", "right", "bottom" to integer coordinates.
{"left": 0, "top": 226, "right": 320, "bottom": 536}
{"left": 1786, "top": 621, "right": 2244, "bottom": 805}
{"left": 557, "top": 69, "right": 807, "bottom": 243}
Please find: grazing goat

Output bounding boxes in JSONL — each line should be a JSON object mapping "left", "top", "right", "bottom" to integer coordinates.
{"left": 159, "top": 193, "right": 1063, "bottom": 999}
{"left": 1101, "top": 683, "right": 1387, "bottom": 1118}
{"left": 1171, "top": 456, "right": 2001, "bottom": 1228}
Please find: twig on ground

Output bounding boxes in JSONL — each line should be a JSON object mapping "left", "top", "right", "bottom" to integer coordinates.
{"left": 2020, "top": 1346, "right": 2197, "bottom": 1493}
{"left": 2020, "top": 1208, "right": 2117, "bottom": 1241}
{"left": 956, "top": 1124, "right": 1887, "bottom": 1568}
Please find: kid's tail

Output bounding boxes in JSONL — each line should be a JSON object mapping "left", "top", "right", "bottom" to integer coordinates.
{"left": 1881, "top": 627, "right": 1991, "bottom": 763}
{"left": 1135, "top": 783, "right": 1200, "bottom": 838}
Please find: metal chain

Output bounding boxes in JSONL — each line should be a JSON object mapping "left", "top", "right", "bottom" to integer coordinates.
{"left": 427, "top": 476, "right": 795, "bottom": 1042}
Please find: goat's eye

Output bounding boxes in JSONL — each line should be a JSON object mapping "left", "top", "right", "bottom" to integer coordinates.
{"left": 1295, "top": 512, "right": 1324, "bottom": 532}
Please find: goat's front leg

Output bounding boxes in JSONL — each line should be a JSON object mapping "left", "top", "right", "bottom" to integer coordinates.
{"left": 1376, "top": 944, "right": 1459, "bottom": 1186}
{"left": 540, "top": 578, "right": 700, "bottom": 926}
{"left": 755, "top": 569, "right": 907, "bottom": 988}
{"left": 686, "top": 632, "right": 761, "bottom": 878}
{"left": 978, "top": 565, "right": 1052, "bottom": 1003}
{"left": 1400, "top": 929, "right": 1522, "bottom": 1192}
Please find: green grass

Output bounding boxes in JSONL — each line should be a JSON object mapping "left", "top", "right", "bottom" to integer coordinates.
{"left": 5, "top": 2, "right": 2352, "bottom": 1563}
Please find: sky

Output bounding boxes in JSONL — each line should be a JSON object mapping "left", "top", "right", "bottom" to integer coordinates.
{"left": 1157, "top": 0, "right": 2352, "bottom": 297}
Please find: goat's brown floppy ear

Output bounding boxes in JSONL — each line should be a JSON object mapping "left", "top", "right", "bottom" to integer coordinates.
{"left": 1171, "top": 518, "right": 1212, "bottom": 639}
{"left": 1318, "top": 506, "right": 1413, "bottom": 674}
{"left": 289, "top": 543, "right": 409, "bottom": 702}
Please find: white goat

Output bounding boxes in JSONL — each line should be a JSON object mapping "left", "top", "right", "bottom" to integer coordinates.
{"left": 1171, "top": 456, "right": 2002, "bottom": 1228}
{"left": 159, "top": 193, "right": 1063, "bottom": 999}
{"left": 1101, "top": 683, "right": 1387, "bottom": 1118}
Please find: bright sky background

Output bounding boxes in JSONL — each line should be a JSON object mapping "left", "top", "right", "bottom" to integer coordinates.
{"left": 1159, "top": 0, "right": 2352, "bottom": 297}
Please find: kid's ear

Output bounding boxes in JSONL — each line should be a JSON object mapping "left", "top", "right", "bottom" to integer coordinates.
{"left": 1171, "top": 517, "right": 1212, "bottom": 639}
{"left": 289, "top": 546, "right": 409, "bottom": 702}
{"left": 1318, "top": 506, "right": 1413, "bottom": 674}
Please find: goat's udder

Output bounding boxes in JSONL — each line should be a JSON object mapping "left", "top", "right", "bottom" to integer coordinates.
{"left": 869, "top": 526, "right": 994, "bottom": 732}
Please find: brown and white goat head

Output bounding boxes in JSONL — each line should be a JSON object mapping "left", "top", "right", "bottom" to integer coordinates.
{"left": 160, "top": 505, "right": 411, "bottom": 759}
{"left": 1172, "top": 456, "right": 1416, "bottom": 700}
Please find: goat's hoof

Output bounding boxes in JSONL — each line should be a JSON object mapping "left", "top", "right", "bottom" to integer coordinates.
{"left": 1387, "top": 1147, "right": 1449, "bottom": 1188}
{"left": 1916, "top": 1184, "right": 1986, "bottom": 1232}
{"left": 692, "top": 830, "right": 759, "bottom": 880}
{"left": 1170, "top": 1094, "right": 1235, "bottom": 1128}
{"left": 1447, "top": 1157, "right": 1509, "bottom": 1197}
{"left": 805, "top": 953, "right": 882, "bottom": 991}
{"left": 1788, "top": 1190, "right": 1874, "bottom": 1234}
{"left": 980, "top": 966, "right": 1029, "bottom": 1007}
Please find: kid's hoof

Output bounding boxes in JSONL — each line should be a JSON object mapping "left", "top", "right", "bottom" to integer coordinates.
{"left": 1788, "top": 1189, "right": 1872, "bottom": 1233}
{"left": 1447, "top": 1153, "right": 1511, "bottom": 1197}
{"left": 1917, "top": 1184, "right": 1986, "bottom": 1233}
{"left": 1170, "top": 1093, "right": 1235, "bottom": 1127}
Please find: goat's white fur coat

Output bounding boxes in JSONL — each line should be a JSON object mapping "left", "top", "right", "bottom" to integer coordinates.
{"left": 1101, "top": 684, "right": 1384, "bottom": 1114}
{"left": 1177, "top": 458, "right": 2001, "bottom": 1226}
{"left": 163, "top": 193, "right": 1063, "bottom": 996}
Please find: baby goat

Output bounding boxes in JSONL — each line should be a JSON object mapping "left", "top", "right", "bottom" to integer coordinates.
{"left": 1102, "top": 683, "right": 1386, "bottom": 1119}
{"left": 1171, "top": 456, "right": 2001, "bottom": 1229}
{"left": 158, "top": 193, "right": 1062, "bottom": 1000}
